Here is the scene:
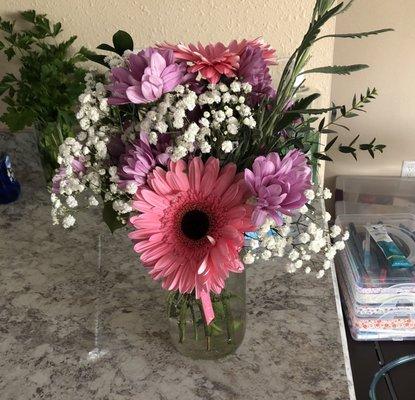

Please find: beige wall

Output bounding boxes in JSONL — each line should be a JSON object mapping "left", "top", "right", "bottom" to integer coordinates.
{"left": 326, "top": 0, "right": 415, "bottom": 189}
{"left": 0, "top": 0, "right": 335, "bottom": 129}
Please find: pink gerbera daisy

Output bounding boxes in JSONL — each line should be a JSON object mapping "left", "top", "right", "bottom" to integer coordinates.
{"left": 129, "top": 157, "right": 254, "bottom": 324}
{"left": 161, "top": 42, "right": 240, "bottom": 84}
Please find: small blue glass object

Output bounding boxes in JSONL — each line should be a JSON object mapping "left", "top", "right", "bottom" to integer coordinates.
{"left": 0, "top": 154, "right": 20, "bottom": 204}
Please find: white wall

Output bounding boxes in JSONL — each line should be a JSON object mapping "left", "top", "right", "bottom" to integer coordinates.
{"left": 326, "top": 0, "right": 415, "bottom": 190}
{"left": 0, "top": 0, "right": 335, "bottom": 129}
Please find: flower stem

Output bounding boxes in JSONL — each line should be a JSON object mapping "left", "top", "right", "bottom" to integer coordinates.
{"left": 178, "top": 300, "right": 188, "bottom": 344}
{"left": 197, "top": 300, "right": 212, "bottom": 351}
{"left": 221, "top": 291, "right": 234, "bottom": 343}
{"left": 189, "top": 301, "right": 198, "bottom": 341}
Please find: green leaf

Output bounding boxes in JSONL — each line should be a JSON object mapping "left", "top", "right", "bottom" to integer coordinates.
{"left": 1, "top": 109, "right": 35, "bottom": 131}
{"left": 349, "top": 135, "right": 359, "bottom": 146}
{"left": 316, "top": 28, "right": 394, "bottom": 41}
{"left": 0, "top": 84, "right": 9, "bottom": 96}
{"left": 339, "top": 145, "right": 356, "bottom": 154}
{"left": 97, "top": 43, "right": 117, "bottom": 53}
{"left": 332, "top": 122, "right": 350, "bottom": 131}
{"left": 0, "top": 20, "right": 14, "bottom": 34}
{"left": 318, "top": 118, "right": 325, "bottom": 132}
{"left": 0, "top": 40, "right": 4, "bottom": 50}
{"left": 4, "top": 47, "right": 15, "bottom": 61}
{"left": 79, "top": 46, "right": 107, "bottom": 66}
{"left": 345, "top": 112, "right": 359, "bottom": 118}
{"left": 1, "top": 73, "right": 17, "bottom": 84}
{"left": 313, "top": 152, "right": 333, "bottom": 162}
{"left": 287, "top": 105, "right": 342, "bottom": 115}
{"left": 112, "top": 30, "right": 133, "bottom": 55}
{"left": 53, "top": 22, "right": 62, "bottom": 36}
{"left": 324, "top": 136, "right": 338, "bottom": 152}
{"left": 337, "top": 0, "right": 355, "bottom": 15}
{"left": 102, "top": 202, "right": 125, "bottom": 233}
{"left": 21, "top": 10, "right": 36, "bottom": 23}
{"left": 301, "top": 64, "right": 369, "bottom": 75}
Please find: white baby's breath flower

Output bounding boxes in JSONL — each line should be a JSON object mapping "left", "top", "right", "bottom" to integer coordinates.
{"left": 242, "top": 116, "right": 256, "bottom": 128}
{"left": 324, "top": 211, "right": 331, "bottom": 222}
{"left": 148, "top": 131, "right": 158, "bottom": 145}
{"left": 66, "top": 196, "right": 78, "bottom": 208}
{"left": 298, "top": 233, "right": 311, "bottom": 244}
{"left": 126, "top": 182, "right": 138, "bottom": 195}
{"left": 334, "top": 240, "right": 345, "bottom": 251}
{"left": 316, "top": 270, "right": 325, "bottom": 279}
{"left": 288, "top": 249, "right": 300, "bottom": 261}
{"left": 261, "top": 249, "right": 272, "bottom": 260}
{"left": 243, "top": 252, "right": 255, "bottom": 265}
{"left": 330, "top": 225, "right": 342, "bottom": 238}
{"left": 88, "top": 196, "right": 99, "bottom": 207}
{"left": 241, "top": 82, "right": 252, "bottom": 93}
{"left": 221, "top": 140, "right": 233, "bottom": 153}
{"left": 227, "top": 123, "right": 239, "bottom": 135}
{"left": 249, "top": 239, "right": 260, "bottom": 250}
{"left": 62, "top": 215, "right": 76, "bottom": 229}
{"left": 304, "top": 189, "right": 315, "bottom": 201}
{"left": 322, "top": 188, "right": 332, "bottom": 199}
{"left": 287, "top": 263, "right": 296, "bottom": 273}
{"left": 230, "top": 81, "right": 241, "bottom": 92}
{"left": 199, "top": 141, "right": 212, "bottom": 154}
{"left": 79, "top": 117, "right": 90, "bottom": 130}
{"left": 325, "top": 247, "right": 337, "bottom": 260}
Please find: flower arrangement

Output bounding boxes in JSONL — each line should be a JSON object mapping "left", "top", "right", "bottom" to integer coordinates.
{"left": 49, "top": 0, "right": 391, "bottom": 355}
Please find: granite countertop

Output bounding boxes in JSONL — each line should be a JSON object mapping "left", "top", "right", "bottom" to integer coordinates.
{"left": 0, "top": 132, "right": 350, "bottom": 400}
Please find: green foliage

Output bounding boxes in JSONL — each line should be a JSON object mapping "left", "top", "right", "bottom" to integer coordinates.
{"left": 81, "top": 30, "right": 134, "bottom": 66}
{"left": 301, "top": 64, "right": 369, "bottom": 75}
{"left": 316, "top": 28, "right": 394, "bottom": 41}
{"left": 102, "top": 201, "right": 125, "bottom": 233}
{"left": 0, "top": 10, "right": 87, "bottom": 180}
{"left": 312, "top": 88, "right": 385, "bottom": 162}
{"left": 252, "top": 0, "right": 392, "bottom": 168}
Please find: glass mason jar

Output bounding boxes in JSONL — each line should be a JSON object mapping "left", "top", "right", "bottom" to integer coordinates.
{"left": 167, "top": 270, "right": 246, "bottom": 360}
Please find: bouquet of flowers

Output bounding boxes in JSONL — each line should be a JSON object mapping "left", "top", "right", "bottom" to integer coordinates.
{"left": 49, "top": 0, "right": 390, "bottom": 355}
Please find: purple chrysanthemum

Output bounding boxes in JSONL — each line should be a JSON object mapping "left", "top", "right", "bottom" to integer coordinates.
{"left": 244, "top": 150, "right": 311, "bottom": 226}
{"left": 108, "top": 48, "right": 189, "bottom": 105}
{"left": 117, "top": 132, "right": 169, "bottom": 192}
{"left": 238, "top": 46, "right": 276, "bottom": 105}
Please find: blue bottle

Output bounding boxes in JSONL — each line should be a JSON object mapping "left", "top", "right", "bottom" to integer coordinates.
{"left": 0, "top": 154, "right": 21, "bottom": 204}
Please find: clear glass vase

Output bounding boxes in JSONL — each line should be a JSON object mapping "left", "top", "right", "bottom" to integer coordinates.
{"left": 35, "top": 121, "right": 78, "bottom": 183}
{"left": 167, "top": 271, "right": 246, "bottom": 359}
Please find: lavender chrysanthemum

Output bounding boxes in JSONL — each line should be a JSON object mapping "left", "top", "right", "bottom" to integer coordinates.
{"left": 238, "top": 46, "right": 276, "bottom": 105}
{"left": 108, "top": 48, "right": 188, "bottom": 105}
{"left": 244, "top": 150, "right": 311, "bottom": 226}
{"left": 117, "top": 132, "right": 167, "bottom": 192}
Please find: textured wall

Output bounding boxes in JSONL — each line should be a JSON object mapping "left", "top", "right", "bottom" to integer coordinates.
{"left": 326, "top": 0, "right": 415, "bottom": 188}
{"left": 0, "top": 0, "right": 335, "bottom": 128}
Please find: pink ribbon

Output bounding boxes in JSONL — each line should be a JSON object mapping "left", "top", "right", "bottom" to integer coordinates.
{"left": 200, "top": 286, "right": 214, "bottom": 325}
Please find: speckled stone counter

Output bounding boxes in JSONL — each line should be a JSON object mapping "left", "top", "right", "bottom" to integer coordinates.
{"left": 0, "top": 132, "right": 349, "bottom": 400}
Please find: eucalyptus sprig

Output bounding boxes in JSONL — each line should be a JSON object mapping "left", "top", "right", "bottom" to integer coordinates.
{"left": 313, "top": 88, "right": 385, "bottom": 161}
